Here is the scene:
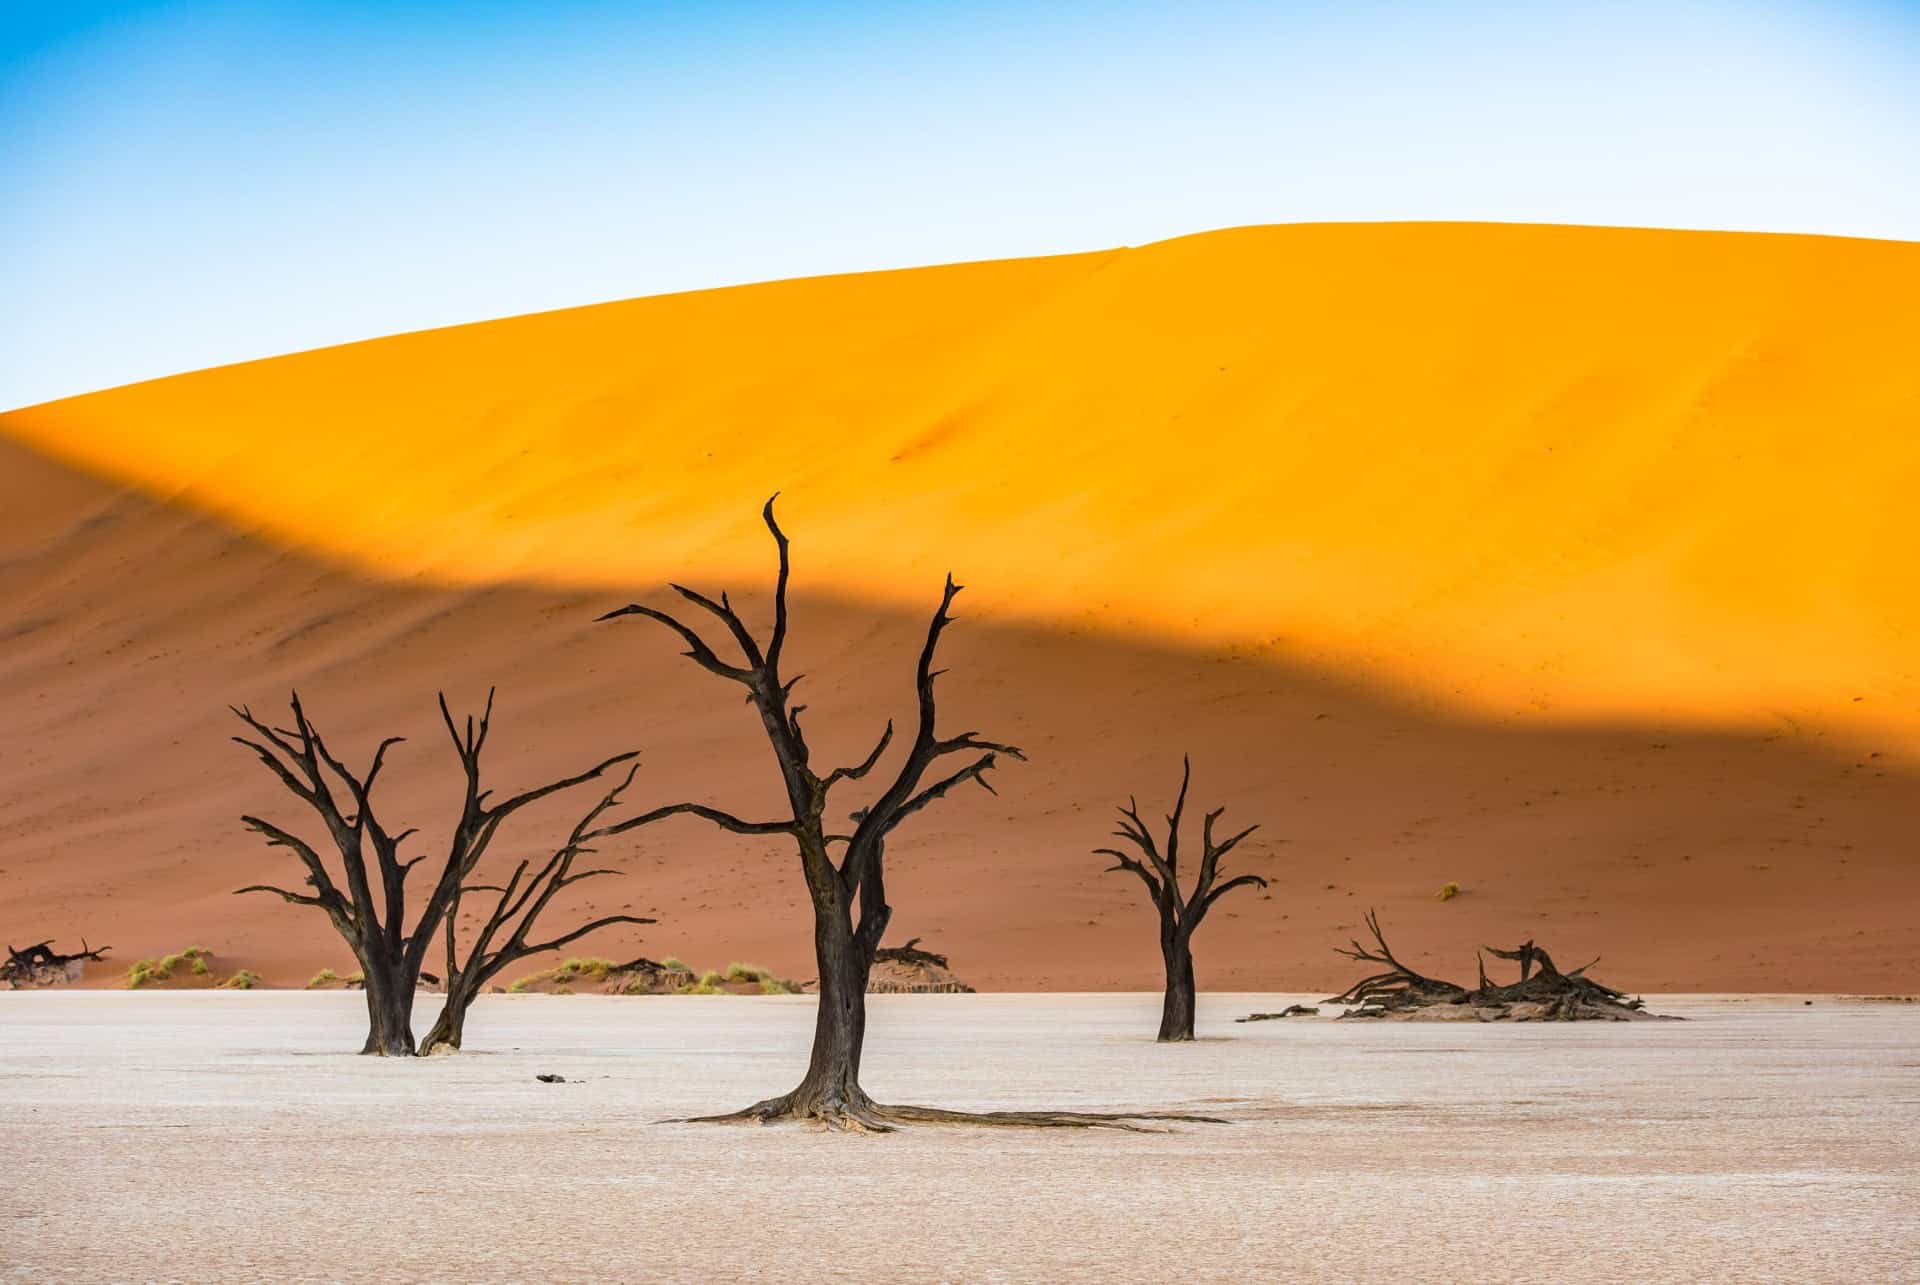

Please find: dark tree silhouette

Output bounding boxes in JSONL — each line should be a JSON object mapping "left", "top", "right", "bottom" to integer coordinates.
{"left": 597, "top": 498, "right": 1219, "bottom": 1131}
{"left": 1096, "top": 757, "right": 1267, "bottom": 1041}
{"left": 232, "top": 690, "right": 642, "bottom": 1056}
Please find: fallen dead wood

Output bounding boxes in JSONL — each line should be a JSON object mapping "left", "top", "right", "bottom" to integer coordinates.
{"left": 2, "top": 939, "right": 110, "bottom": 987}
{"left": 1326, "top": 910, "right": 1675, "bottom": 1022}
{"left": 1237, "top": 1005, "right": 1320, "bottom": 1022}
{"left": 872, "top": 938, "right": 949, "bottom": 969}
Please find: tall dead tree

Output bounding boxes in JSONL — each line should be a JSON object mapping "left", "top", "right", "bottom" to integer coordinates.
{"left": 597, "top": 498, "right": 1216, "bottom": 1131}
{"left": 232, "top": 690, "right": 641, "bottom": 1055}
{"left": 1096, "top": 757, "right": 1267, "bottom": 1041}
{"left": 418, "top": 765, "right": 655, "bottom": 1055}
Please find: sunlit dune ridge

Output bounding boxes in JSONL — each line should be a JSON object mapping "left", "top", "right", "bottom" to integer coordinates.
{"left": 7, "top": 222, "right": 1918, "bottom": 744}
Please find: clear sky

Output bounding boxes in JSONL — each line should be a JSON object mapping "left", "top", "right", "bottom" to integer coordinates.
{"left": 3, "top": 0, "right": 1916, "bottom": 410}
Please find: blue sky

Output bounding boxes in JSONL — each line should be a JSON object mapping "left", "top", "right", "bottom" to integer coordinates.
{"left": 3, "top": 0, "right": 1916, "bottom": 409}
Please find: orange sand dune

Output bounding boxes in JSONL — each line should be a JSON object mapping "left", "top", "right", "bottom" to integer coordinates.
{"left": 8, "top": 222, "right": 1920, "bottom": 750}
{"left": 0, "top": 436, "right": 1915, "bottom": 992}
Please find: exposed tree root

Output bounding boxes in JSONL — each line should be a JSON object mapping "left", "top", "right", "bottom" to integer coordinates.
{"left": 676, "top": 1085, "right": 1227, "bottom": 1133}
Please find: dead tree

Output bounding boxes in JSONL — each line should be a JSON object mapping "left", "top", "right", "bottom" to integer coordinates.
{"left": 418, "top": 765, "right": 656, "bottom": 1054}
{"left": 1326, "top": 911, "right": 1664, "bottom": 1021}
{"left": 2, "top": 939, "right": 110, "bottom": 986}
{"left": 1095, "top": 757, "right": 1267, "bottom": 1041}
{"left": 232, "top": 690, "right": 640, "bottom": 1055}
{"left": 597, "top": 498, "right": 1219, "bottom": 1131}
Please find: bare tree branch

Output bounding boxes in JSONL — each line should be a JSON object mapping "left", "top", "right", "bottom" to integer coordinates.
{"left": 596, "top": 603, "right": 753, "bottom": 683}
{"left": 590, "top": 801, "right": 796, "bottom": 839}
{"left": 233, "top": 883, "right": 327, "bottom": 907}
{"left": 822, "top": 720, "right": 894, "bottom": 791}
{"left": 670, "top": 584, "right": 765, "bottom": 670}
{"left": 762, "top": 493, "right": 790, "bottom": 672}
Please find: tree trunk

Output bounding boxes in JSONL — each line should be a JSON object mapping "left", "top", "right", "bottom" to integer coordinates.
{"left": 1158, "top": 931, "right": 1197, "bottom": 1042}
{"left": 785, "top": 898, "right": 872, "bottom": 1113}
{"left": 359, "top": 958, "right": 418, "bottom": 1057}
{"left": 418, "top": 990, "right": 468, "bottom": 1056}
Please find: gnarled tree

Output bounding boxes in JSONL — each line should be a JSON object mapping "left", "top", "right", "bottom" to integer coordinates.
{"left": 1096, "top": 757, "right": 1267, "bottom": 1041}
{"left": 597, "top": 498, "right": 1218, "bottom": 1131}
{"left": 232, "top": 690, "right": 642, "bottom": 1055}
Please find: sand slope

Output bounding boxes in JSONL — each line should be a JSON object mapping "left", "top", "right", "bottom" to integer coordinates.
{"left": 2, "top": 222, "right": 1917, "bottom": 990}
{"left": 0, "top": 437, "right": 1915, "bottom": 991}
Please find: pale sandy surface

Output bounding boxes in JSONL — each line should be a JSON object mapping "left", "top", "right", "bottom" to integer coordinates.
{"left": 2, "top": 994, "right": 1915, "bottom": 1283}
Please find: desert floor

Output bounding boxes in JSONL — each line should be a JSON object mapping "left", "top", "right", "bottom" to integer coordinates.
{"left": 1, "top": 993, "right": 1914, "bottom": 1282}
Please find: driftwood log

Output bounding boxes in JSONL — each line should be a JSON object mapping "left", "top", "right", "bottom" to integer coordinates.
{"left": 1327, "top": 910, "right": 1671, "bottom": 1021}
{"left": 2, "top": 939, "right": 110, "bottom": 986}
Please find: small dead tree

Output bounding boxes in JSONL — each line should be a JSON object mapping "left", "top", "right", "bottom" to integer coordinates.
{"left": 418, "top": 765, "right": 656, "bottom": 1054}
{"left": 1096, "top": 757, "right": 1267, "bottom": 1041}
{"left": 232, "top": 689, "right": 640, "bottom": 1055}
{"left": 598, "top": 498, "right": 1217, "bottom": 1131}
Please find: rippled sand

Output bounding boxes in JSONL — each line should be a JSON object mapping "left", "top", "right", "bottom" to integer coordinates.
{"left": 1, "top": 993, "right": 1913, "bottom": 1282}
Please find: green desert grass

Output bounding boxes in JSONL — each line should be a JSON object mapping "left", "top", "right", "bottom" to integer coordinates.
{"left": 1438, "top": 881, "right": 1462, "bottom": 901}
{"left": 127, "top": 946, "right": 213, "bottom": 988}
{"left": 551, "top": 957, "right": 615, "bottom": 983}
{"left": 677, "top": 970, "right": 727, "bottom": 995}
{"left": 306, "top": 968, "right": 338, "bottom": 989}
{"left": 125, "top": 959, "right": 165, "bottom": 989}
{"left": 508, "top": 956, "right": 618, "bottom": 993}
{"left": 218, "top": 969, "right": 262, "bottom": 990}
{"left": 506, "top": 955, "right": 797, "bottom": 995}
